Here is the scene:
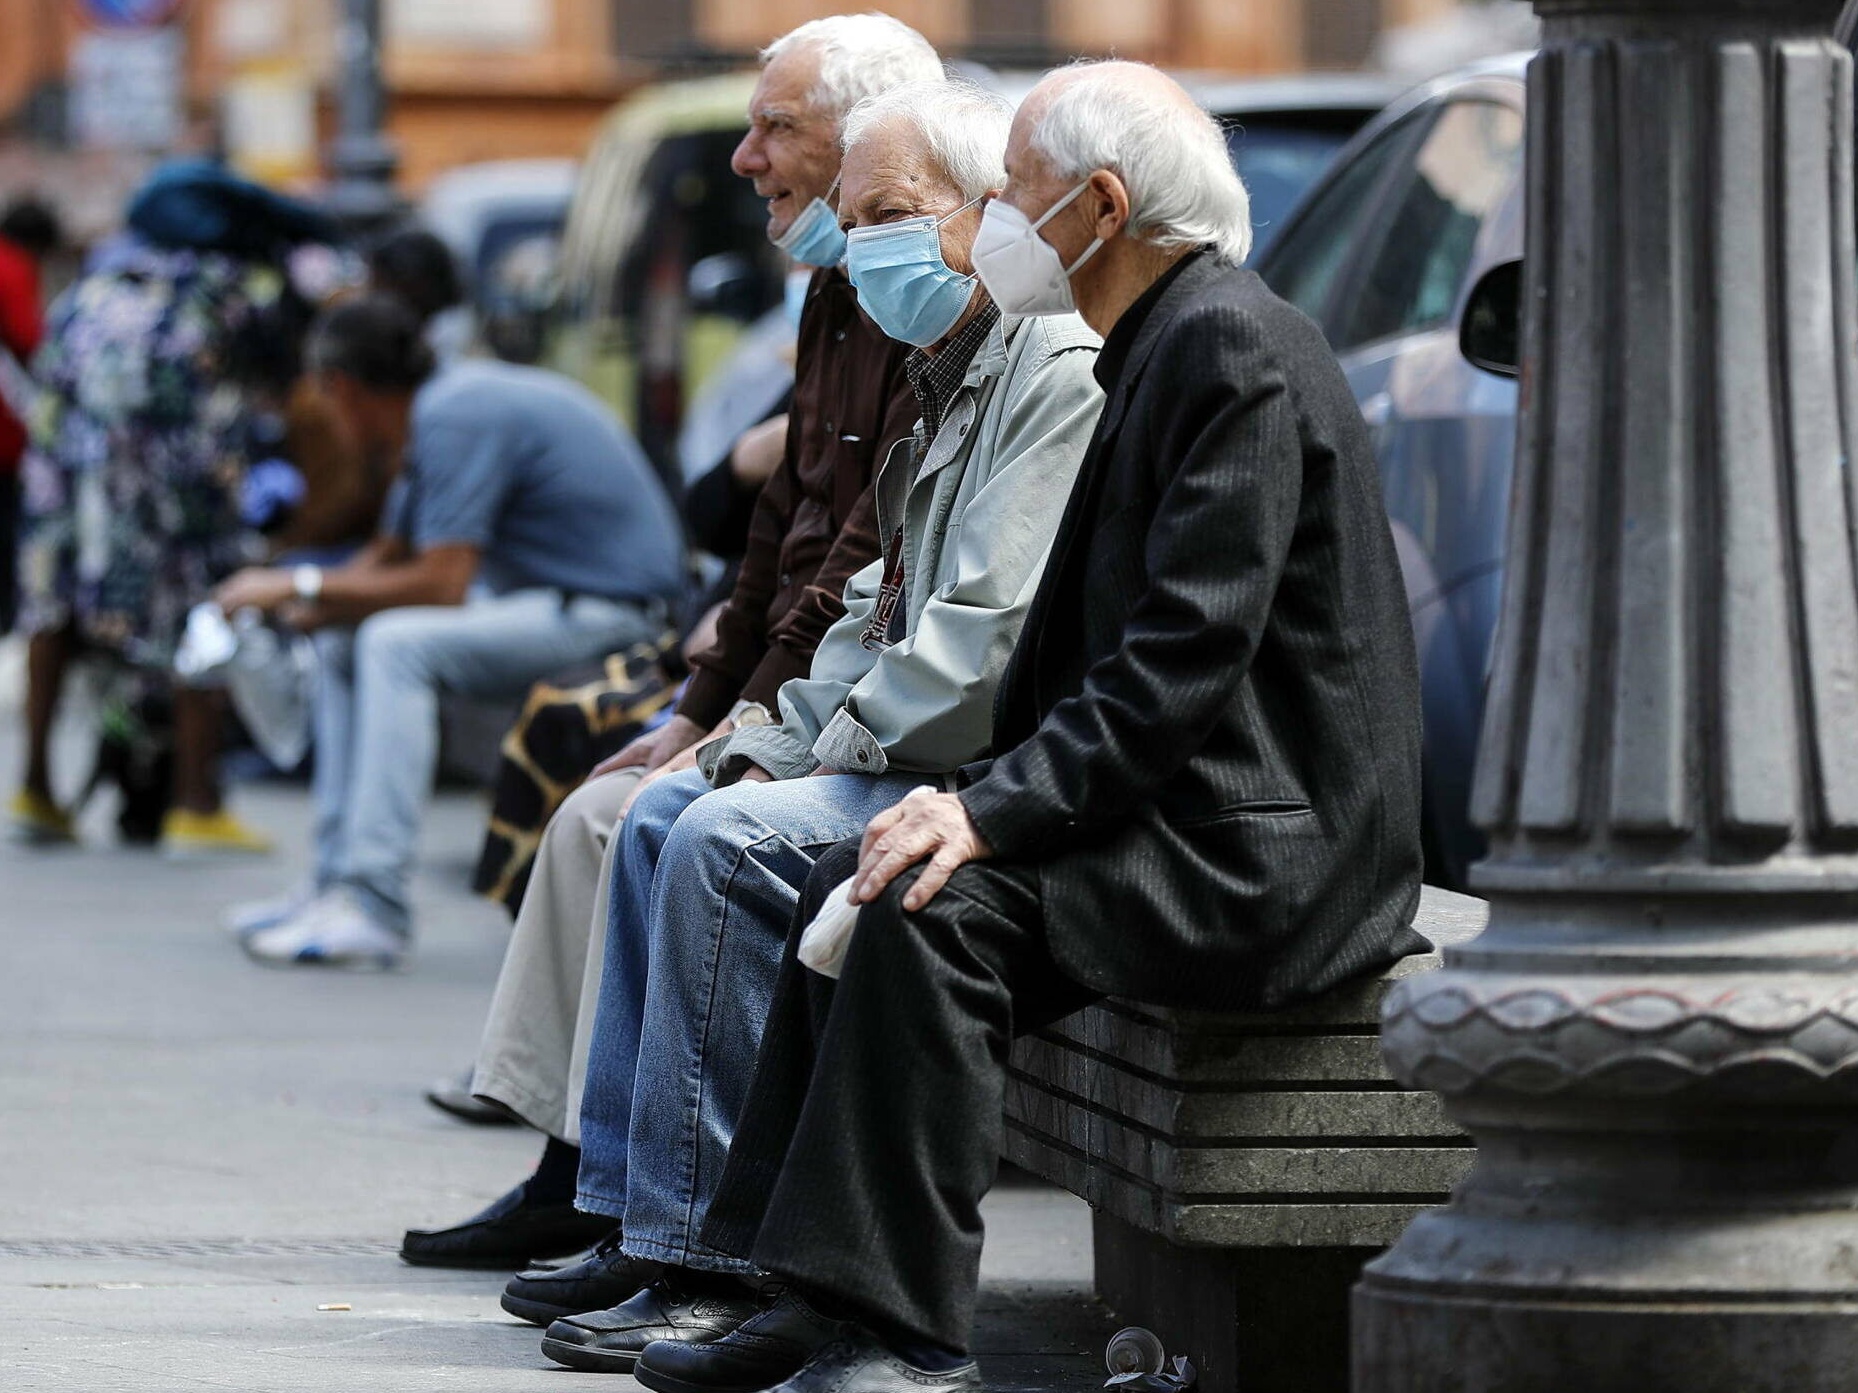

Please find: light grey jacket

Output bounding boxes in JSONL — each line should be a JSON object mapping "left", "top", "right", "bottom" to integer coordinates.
{"left": 707, "top": 311, "right": 1103, "bottom": 783}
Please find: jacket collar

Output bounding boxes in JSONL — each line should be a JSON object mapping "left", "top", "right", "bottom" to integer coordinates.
{"left": 1093, "top": 247, "right": 1223, "bottom": 424}
{"left": 967, "top": 312, "right": 1017, "bottom": 388}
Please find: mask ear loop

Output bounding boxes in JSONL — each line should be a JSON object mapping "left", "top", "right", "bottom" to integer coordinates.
{"left": 1031, "top": 180, "right": 1106, "bottom": 278}
{"left": 934, "top": 193, "right": 991, "bottom": 290}
{"left": 935, "top": 192, "right": 989, "bottom": 228}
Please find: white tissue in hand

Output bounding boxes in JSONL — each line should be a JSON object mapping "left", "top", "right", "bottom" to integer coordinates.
{"left": 798, "top": 877, "right": 861, "bottom": 979}
{"left": 174, "top": 602, "right": 239, "bottom": 680}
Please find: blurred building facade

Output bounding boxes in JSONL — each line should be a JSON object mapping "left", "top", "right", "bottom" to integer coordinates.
{"left": 0, "top": 0, "right": 1460, "bottom": 228}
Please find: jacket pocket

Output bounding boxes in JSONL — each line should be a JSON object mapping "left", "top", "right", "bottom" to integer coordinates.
{"left": 1168, "top": 800, "right": 1314, "bottom": 829}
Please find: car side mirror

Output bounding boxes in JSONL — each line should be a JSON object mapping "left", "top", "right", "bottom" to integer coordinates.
{"left": 1460, "top": 259, "right": 1522, "bottom": 378}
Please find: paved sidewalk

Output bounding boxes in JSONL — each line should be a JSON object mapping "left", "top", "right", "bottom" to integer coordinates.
{"left": 0, "top": 648, "right": 1105, "bottom": 1392}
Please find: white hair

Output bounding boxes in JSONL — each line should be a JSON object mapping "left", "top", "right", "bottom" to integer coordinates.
{"left": 761, "top": 14, "right": 945, "bottom": 123}
{"left": 1030, "top": 62, "right": 1253, "bottom": 265}
{"left": 841, "top": 79, "right": 1012, "bottom": 203}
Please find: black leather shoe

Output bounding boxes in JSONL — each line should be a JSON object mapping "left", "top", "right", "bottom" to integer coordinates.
{"left": 425, "top": 1068, "right": 520, "bottom": 1126}
{"left": 501, "top": 1231, "right": 662, "bottom": 1325}
{"left": 399, "top": 1183, "right": 614, "bottom": 1270}
{"left": 763, "top": 1332, "right": 980, "bottom": 1393}
{"left": 540, "top": 1276, "right": 759, "bottom": 1374}
{"left": 636, "top": 1288, "right": 847, "bottom": 1393}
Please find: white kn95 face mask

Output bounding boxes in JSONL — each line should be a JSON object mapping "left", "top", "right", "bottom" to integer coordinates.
{"left": 971, "top": 181, "right": 1105, "bottom": 316}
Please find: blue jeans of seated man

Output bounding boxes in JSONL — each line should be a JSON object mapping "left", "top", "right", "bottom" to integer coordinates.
{"left": 312, "top": 588, "right": 663, "bottom": 935}
{"left": 575, "top": 765, "right": 928, "bottom": 1272}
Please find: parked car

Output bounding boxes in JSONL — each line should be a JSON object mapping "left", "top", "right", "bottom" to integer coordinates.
{"left": 419, "top": 158, "right": 579, "bottom": 364}
{"left": 1253, "top": 55, "right": 1530, "bottom": 888}
{"left": 550, "top": 74, "right": 784, "bottom": 491}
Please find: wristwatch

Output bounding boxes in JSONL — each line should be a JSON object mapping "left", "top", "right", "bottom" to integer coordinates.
{"left": 728, "top": 699, "right": 774, "bottom": 729}
{"left": 291, "top": 564, "right": 324, "bottom": 603}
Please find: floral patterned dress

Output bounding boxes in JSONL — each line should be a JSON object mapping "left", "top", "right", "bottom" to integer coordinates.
{"left": 17, "top": 246, "right": 274, "bottom": 669}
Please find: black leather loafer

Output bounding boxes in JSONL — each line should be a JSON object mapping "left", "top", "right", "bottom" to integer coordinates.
{"left": 399, "top": 1183, "right": 615, "bottom": 1269}
{"left": 540, "top": 1276, "right": 759, "bottom": 1374}
{"left": 501, "top": 1232, "right": 662, "bottom": 1325}
{"left": 636, "top": 1288, "right": 846, "bottom": 1393}
{"left": 764, "top": 1333, "right": 980, "bottom": 1393}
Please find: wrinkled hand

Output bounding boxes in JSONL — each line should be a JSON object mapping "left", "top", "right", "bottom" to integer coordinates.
{"left": 215, "top": 567, "right": 293, "bottom": 614}
{"left": 852, "top": 787, "right": 991, "bottom": 911}
{"left": 593, "top": 714, "right": 712, "bottom": 781}
{"left": 612, "top": 718, "right": 735, "bottom": 815}
{"left": 738, "top": 764, "right": 775, "bottom": 783}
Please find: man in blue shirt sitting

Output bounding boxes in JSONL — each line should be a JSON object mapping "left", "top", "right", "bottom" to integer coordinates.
{"left": 217, "top": 296, "right": 685, "bottom": 969}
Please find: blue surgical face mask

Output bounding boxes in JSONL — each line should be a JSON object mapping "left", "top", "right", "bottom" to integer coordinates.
{"left": 782, "top": 268, "right": 812, "bottom": 330}
{"left": 774, "top": 179, "right": 847, "bottom": 268}
{"left": 844, "top": 196, "right": 984, "bottom": 348}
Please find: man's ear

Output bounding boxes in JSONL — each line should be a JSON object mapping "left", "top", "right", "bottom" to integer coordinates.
{"left": 1087, "top": 170, "right": 1131, "bottom": 242}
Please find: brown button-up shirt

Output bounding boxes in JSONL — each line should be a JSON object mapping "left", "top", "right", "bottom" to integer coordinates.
{"left": 677, "top": 266, "right": 920, "bottom": 729}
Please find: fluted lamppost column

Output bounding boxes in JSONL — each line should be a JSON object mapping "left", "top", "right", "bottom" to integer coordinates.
{"left": 1353, "top": 2, "right": 1858, "bottom": 1388}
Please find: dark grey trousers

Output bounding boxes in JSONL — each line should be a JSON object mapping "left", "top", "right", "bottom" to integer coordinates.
{"left": 701, "top": 837, "right": 1097, "bottom": 1351}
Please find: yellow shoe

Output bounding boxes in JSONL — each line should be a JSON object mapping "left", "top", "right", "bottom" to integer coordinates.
{"left": 161, "top": 807, "right": 275, "bottom": 857}
{"left": 8, "top": 788, "right": 78, "bottom": 844}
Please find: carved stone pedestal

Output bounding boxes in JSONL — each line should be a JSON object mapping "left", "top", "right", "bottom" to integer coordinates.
{"left": 1352, "top": 4, "right": 1858, "bottom": 1389}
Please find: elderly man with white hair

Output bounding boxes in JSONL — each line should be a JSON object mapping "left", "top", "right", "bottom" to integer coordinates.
{"left": 681, "top": 61, "right": 1426, "bottom": 1393}
{"left": 531, "top": 76, "right": 1106, "bottom": 1374}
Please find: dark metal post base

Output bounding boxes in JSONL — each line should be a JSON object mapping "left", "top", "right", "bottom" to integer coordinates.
{"left": 1095, "top": 1211, "right": 1374, "bottom": 1393}
{"left": 1355, "top": 1287, "right": 1858, "bottom": 1393}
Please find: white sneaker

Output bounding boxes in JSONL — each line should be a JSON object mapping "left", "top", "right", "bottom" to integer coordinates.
{"left": 224, "top": 884, "right": 319, "bottom": 939}
{"left": 241, "top": 888, "right": 408, "bottom": 971}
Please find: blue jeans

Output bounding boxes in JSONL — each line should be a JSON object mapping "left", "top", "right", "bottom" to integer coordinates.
{"left": 311, "top": 588, "right": 663, "bottom": 933}
{"left": 575, "top": 766, "right": 926, "bottom": 1272}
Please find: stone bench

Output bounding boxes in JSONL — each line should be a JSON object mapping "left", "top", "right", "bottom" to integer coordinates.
{"left": 1002, "top": 885, "right": 1488, "bottom": 1393}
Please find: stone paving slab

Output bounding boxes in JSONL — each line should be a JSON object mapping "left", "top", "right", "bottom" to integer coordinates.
{"left": 0, "top": 660, "right": 1109, "bottom": 1391}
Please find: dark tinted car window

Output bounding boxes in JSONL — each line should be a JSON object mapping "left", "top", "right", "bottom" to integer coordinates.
{"left": 1223, "top": 113, "right": 1371, "bottom": 255}
{"left": 1335, "top": 100, "right": 1523, "bottom": 351}
{"left": 1258, "top": 109, "right": 1432, "bottom": 329}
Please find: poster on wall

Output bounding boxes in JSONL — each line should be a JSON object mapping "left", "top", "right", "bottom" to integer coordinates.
{"left": 73, "top": 0, "right": 186, "bottom": 27}
{"left": 70, "top": 26, "right": 183, "bottom": 150}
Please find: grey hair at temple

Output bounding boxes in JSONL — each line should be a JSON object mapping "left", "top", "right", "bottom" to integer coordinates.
{"left": 841, "top": 80, "right": 1013, "bottom": 204}
{"left": 1031, "top": 61, "right": 1253, "bottom": 266}
{"left": 759, "top": 13, "right": 945, "bottom": 123}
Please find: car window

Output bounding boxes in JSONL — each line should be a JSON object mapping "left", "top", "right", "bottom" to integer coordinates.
{"left": 1222, "top": 113, "right": 1372, "bottom": 256}
{"left": 1334, "top": 100, "right": 1523, "bottom": 352}
{"left": 1257, "top": 109, "right": 1431, "bottom": 328}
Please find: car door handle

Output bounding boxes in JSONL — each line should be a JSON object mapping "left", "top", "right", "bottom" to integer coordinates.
{"left": 1360, "top": 391, "right": 1394, "bottom": 428}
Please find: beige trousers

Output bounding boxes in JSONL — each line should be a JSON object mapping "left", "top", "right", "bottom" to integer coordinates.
{"left": 470, "top": 767, "right": 643, "bottom": 1144}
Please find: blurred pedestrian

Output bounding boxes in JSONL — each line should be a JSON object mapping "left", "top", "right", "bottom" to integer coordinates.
{"left": 367, "top": 228, "right": 462, "bottom": 324}
{"left": 220, "top": 296, "right": 686, "bottom": 970}
{"left": 691, "top": 62, "right": 1425, "bottom": 1393}
{"left": 11, "top": 162, "right": 330, "bottom": 851}
{"left": 0, "top": 196, "right": 59, "bottom": 633}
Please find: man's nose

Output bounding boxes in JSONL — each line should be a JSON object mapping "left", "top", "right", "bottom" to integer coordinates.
{"left": 732, "top": 132, "right": 765, "bottom": 178}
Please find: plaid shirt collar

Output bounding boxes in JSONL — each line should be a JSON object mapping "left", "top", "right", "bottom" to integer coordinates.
{"left": 905, "top": 299, "right": 1001, "bottom": 447}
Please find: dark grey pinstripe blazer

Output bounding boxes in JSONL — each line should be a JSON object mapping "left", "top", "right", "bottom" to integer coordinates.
{"left": 959, "top": 251, "right": 1426, "bottom": 1011}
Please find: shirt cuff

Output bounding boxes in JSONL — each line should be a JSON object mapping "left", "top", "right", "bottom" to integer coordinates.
{"left": 703, "top": 723, "right": 820, "bottom": 786}
{"left": 813, "top": 708, "right": 889, "bottom": 776}
{"left": 958, "top": 776, "right": 1065, "bottom": 860}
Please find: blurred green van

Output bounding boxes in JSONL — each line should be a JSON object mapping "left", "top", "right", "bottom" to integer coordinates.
{"left": 549, "top": 73, "right": 784, "bottom": 488}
